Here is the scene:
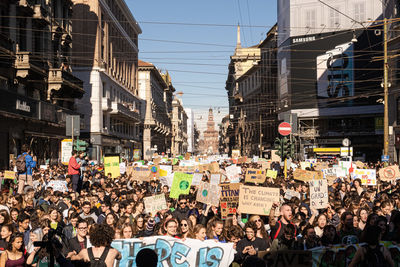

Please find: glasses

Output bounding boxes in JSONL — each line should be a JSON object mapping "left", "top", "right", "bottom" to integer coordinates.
{"left": 181, "top": 223, "right": 187, "bottom": 226}
{"left": 78, "top": 227, "right": 87, "bottom": 230}
{"left": 180, "top": 202, "right": 187, "bottom": 205}
{"left": 254, "top": 219, "right": 262, "bottom": 222}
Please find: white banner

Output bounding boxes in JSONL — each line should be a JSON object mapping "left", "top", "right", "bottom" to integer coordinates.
{"left": 111, "top": 236, "right": 235, "bottom": 267}
{"left": 46, "top": 180, "right": 68, "bottom": 193}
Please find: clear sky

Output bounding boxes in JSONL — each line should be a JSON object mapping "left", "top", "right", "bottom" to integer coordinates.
{"left": 126, "top": 0, "right": 277, "bottom": 131}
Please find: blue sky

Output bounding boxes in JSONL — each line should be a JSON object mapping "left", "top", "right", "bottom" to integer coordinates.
{"left": 127, "top": 0, "right": 277, "bottom": 130}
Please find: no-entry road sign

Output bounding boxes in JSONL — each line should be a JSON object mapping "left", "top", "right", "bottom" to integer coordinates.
{"left": 278, "top": 122, "right": 292, "bottom": 136}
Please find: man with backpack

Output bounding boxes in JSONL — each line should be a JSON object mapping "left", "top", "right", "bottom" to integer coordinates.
{"left": 16, "top": 144, "right": 36, "bottom": 194}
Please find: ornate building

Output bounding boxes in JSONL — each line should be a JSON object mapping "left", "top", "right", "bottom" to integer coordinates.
{"left": 200, "top": 108, "right": 219, "bottom": 155}
{"left": 171, "top": 98, "right": 188, "bottom": 156}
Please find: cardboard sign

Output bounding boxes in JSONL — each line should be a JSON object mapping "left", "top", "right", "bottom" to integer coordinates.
{"left": 266, "top": 169, "right": 278, "bottom": 179}
{"left": 143, "top": 194, "right": 167, "bottom": 215}
{"left": 293, "top": 169, "right": 323, "bottom": 182}
{"left": 225, "top": 165, "right": 241, "bottom": 182}
{"left": 379, "top": 165, "right": 400, "bottom": 181}
{"left": 104, "top": 156, "right": 120, "bottom": 178}
{"left": 112, "top": 236, "right": 235, "bottom": 267}
{"left": 314, "top": 162, "right": 329, "bottom": 171}
{"left": 238, "top": 185, "right": 279, "bottom": 215}
{"left": 284, "top": 189, "right": 301, "bottom": 200}
{"left": 130, "top": 166, "right": 151, "bottom": 182}
{"left": 245, "top": 168, "right": 266, "bottom": 184}
{"left": 209, "top": 162, "right": 220, "bottom": 173}
{"left": 271, "top": 150, "right": 280, "bottom": 162}
{"left": 352, "top": 169, "right": 376, "bottom": 185}
{"left": 196, "top": 182, "right": 221, "bottom": 206}
{"left": 309, "top": 179, "right": 328, "bottom": 209}
{"left": 4, "top": 171, "right": 16, "bottom": 180}
{"left": 170, "top": 172, "right": 193, "bottom": 199}
{"left": 46, "top": 180, "right": 68, "bottom": 193}
{"left": 210, "top": 174, "right": 221, "bottom": 185}
{"left": 355, "top": 161, "right": 365, "bottom": 169}
{"left": 185, "top": 152, "right": 191, "bottom": 160}
{"left": 153, "top": 157, "right": 161, "bottom": 165}
{"left": 220, "top": 183, "right": 240, "bottom": 219}
{"left": 300, "top": 161, "right": 311, "bottom": 170}
{"left": 232, "top": 150, "right": 240, "bottom": 158}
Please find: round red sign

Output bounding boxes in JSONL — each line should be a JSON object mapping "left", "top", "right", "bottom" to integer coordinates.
{"left": 278, "top": 122, "right": 292, "bottom": 136}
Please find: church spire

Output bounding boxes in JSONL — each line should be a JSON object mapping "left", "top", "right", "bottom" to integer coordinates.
{"left": 236, "top": 24, "right": 241, "bottom": 48}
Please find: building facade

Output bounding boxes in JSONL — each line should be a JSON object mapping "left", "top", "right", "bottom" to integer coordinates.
{"left": 138, "top": 61, "right": 173, "bottom": 159}
{"left": 171, "top": 98, "right": 188, "bottom": 156}
{"left": 200, "top": 108, "right": 219, "bottom": 155}
{"left": 72, "top": 0, "right": 142, "bottom": 161}
{"left": 185, "top": 108, "right": 195, "bottom": 153}
{"left": 277, "top": 0, "right": 384, "bottom": 161}
{"left": 0, "top": 0, "right": 84, "bottom": 168}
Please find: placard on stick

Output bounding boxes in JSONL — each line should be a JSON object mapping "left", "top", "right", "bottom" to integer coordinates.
{"left": 238, "top": 185, "right": 279, "bottom": 215}
{"left": 220, "top": 183, "right": 240, "bottom": 219}
{"left": 143, "top": 194, "right": 167, "bottom": 215}
{"left": 309, "top": 179, "right": 328, "bottom": 209}
{"left": 196, "top": 182, "right": 221, "bottom": 206}
{"left": 293, "top": 169, "right": 323, "bottom": 182}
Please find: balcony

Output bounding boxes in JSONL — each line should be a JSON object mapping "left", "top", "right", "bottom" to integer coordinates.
{"left": 48, "top": 68, "right": 84, "bottom": 98}
{"left": 33, "top": 4, "right": 50, "bottom": 25}
{"left": 15, "top": 51, "right": 47, "bottom": 78}
{"left": 17, "top": 0, "right": 34, "bottom": 8}
{"left": 0, "top": 33, "right": 14, "bottom": 54}
{"left": 102, "top": 97, "right": 112, "bottom": 111}
{"left": 110, "top": 101, "right": 141, "bottom": 122}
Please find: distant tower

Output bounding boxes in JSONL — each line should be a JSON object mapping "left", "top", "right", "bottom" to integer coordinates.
{"left": 236, "top": 24, "right": 241, "bottom": 48}
{"left": 201, "top": 108, "right": 219, "bottom": 154}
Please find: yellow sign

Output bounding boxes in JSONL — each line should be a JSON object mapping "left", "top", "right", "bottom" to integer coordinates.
{"left": 104, "top": 156, "right": 120, "bottom": 178}
{"left": 266, "top": 169, "right": 278, "bottom": 179}
{"left": 4, "top": 171, "right": 16, "bottom": 180}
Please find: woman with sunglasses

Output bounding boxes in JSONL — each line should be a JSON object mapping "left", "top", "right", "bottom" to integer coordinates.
{"left": 249, "top": 215, "right": 271, "bottom": 247}
{"left": 179, "top": 219, "right": 194, "bottom": 239}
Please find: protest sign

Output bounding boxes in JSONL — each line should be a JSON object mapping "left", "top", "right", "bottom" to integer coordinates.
{"left": 61, "top": 139, "right": 73, "bottom": 165}
{"left": 339, "top": 161, "right": 355, "bottom": 175}
{"left": 210, "top": 174, "right": 221, "bottom": 185}
{"left": 46, "top": 180, "right": 68, "bottom": 192}
{"left": 143, "top": 194, "right": 167, "bottom": 215}
{"left": 245, "top": 168, "right": 266, "bottom": 184}
{"left": 112, "top": 236, "right": 235, "bottom": 267}
{"left": 225, "top": 165, "right": 241, "bottom": 183}
{"left": 170, "top": 172, "right": 193, "bottom": 199}
{"left": 131, "top": 167, "right": 151, "bottom": 182}
{"left": 4, "top": 171, "right": 15, "bottom": 180}
{"left": 39, "top": 165, "right": 48, "bottom": 170}
{"left": 159, "top": 165, "right": 172, "bottom": 177}
{"left": 300, "top": 161, "right": 311, "bottom": 170}
{"left": 119, "top": 162, "right": 126, "bottom": 174}
{"left": 209, "top": 162, "right": 220, "bottom": 173}
{"left": 196, "top": 182, "right": 221, "bottom": 206}
{"left": 149, "top": 165, "right": 159, "bottom": 179}
{"left": 232, "top": 149, "right": 240, "bottom": 158}
{"left": 266, "top": 169, "right": 277, "bottom": 179}
{"left": 219, "top": 183, "right": 240, "bottom": 219}
{"left": 314, "top": 162, "right": 329, "bottom": 171}
{"left": 104, "top": 156, "right": 120, "bottom": 178}
{"left": 352, "top": 169, "right": 376, "bottom": 185}
{"left": 309, "top": 179, "right": 328, "bottom": 209}
{"left": 379, "top": 165, "right": 400, "bottom": 181}
{"left": 284, "top": 190, "right": 301, "bottom": 200}
{"left": 271, "top": 150, "right": 280, "bottom": 162}
{"left": 293, "top": 169, "right": 323, "bottom": 182}
{"left": 355, "top": 161, "right": 365, "bottom": 169}
{"left": 238, "top": 185, "right": 279, "bottom": 215}
{"left": 159, "top": 174, "right": 173, "bottom": 188}
{"left": 191, "top": 173, "right": 203, "bottom": 186}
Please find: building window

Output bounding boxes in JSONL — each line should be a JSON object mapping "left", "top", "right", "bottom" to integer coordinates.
{"left": 329, "top": 7, "right": 340, "bottom": 28}
{"left": 305, "top": 9, "right": 316, "bottom": 32}
{"left": 354, "top": 2, "right": 366, "bottom": 22}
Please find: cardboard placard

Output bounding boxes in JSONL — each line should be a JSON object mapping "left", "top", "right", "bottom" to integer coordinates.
{"left": 232, "top": 150, "right": 240, "bottom": 159}
{"left": 314, "top": 162, "right": 329, "bottom": 171}
{"left": 130, "top": 166, "right": 151, "bottom": 182}
{"left": 284, "top": 189, "right": 301, "bottom": 200}
{"left": 266, "top": 169, "right": 278, "bottom": 179}
{"left": 170, "top": 172, "right": 193, "bottom": 199}
{"left": 143, "top": 194, "right": 167, "bottom": 215}
{"left": 238, "top": 185, "right": 279, "bottom": 215}
{"left": 4, "top": 171, "right": 16, "bottom": 180}
{"left": 104, "top": 156, "right": 120, "bottom": 178}
{"left": 355, "top": 161, "right": 365, "bottom": 169}
{"left": 379, "top": 165, "right": 400, "bottom": 181}
{"left": 245, "top": 168, "right": 266, "bottom": 184}
{"left": 309, "top": 179, "right": 328, "bottom": 209}
{"left": 220, "top": 183, "right": 240, "bottom": 219}
{"left": 271, "top": 150, "right": 280, "bottom": 162}
{"left": 210, "top": 174, "right": 221, "bottom": 185}
{"left": 293, "top": 169, "right": 323, "bottom": 182}
{"left": 191, "top": 173, "right": 203, "bottom": 186}
{"left": 196, "top": 182, "right": 221, "bottom": 206}
{"left": 208, "top": 162, "right": 220, "bottom": 174}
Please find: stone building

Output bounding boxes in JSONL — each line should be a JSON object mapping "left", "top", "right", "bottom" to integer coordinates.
{"left": 171, "top": 98, "right": 188, "bottom": 156}
{"left": 200, "top": 108, "right": 219, "bottom": 155}
{"left": 72, "top": 0, "right": 142, "bottom": 161}
{"left": 138, "top": 60, "right": 173, "bottom": 159}
{"left": 0, "top": 0, "right": 84, "bottom": 168}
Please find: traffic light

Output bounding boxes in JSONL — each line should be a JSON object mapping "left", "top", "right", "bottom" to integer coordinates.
{"left": 74, "top": 139, "right": 88, "bottom": 152}
{"left": 274, "top": 137, "right": 294, "bottom": 160}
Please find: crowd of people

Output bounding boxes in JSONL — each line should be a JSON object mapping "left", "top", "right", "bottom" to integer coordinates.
{"left": 0, "top": 144, "right": 398, "bottom": 266}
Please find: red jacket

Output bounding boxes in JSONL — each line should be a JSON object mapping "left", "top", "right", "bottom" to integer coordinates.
{"left": 68, "top": 156, "right": 80, "bottom": 175}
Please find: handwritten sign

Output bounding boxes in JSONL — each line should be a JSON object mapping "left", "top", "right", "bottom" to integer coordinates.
{"left": 104, "top": 156, "right": 120, "bottom": 178}
{"left": 225, "top": 165, "right": 241, "bottom": 182}
{"left": 159, "top": 174, "right": 173, "bottom": 188}
{"left": 309, "top": 179, "right": 328, "bottom": 209}
{"left": 210, "top": 174, "right": 221, "bottom": 185}
{"left": 379, "top": 165, "right": 400, "bottom": 181}
{"left": 170, "top": 172, "right": 193, "bottom": 199}
{"left": 266, "top": 169, "right": 278, "bottom": 179}
{"left": 196, "top": 182, "right": 221, "bottom": 206}
{"left": 284, "top": 189, "right": 301, "bottom": 200}
{"left": 293, "top": 169, "right": 323, "bottom": 182}
{"left": 191, "top": 173, "right": 203, "bottom": 186}
{"left": 143, "top": 194, "right": 167, "bottom": 215}
{"left": 46, "top": 180, "right": 68, "bottom": 193}
{"left": 238, "top": 185, "right": 279, "bottom": 215}
{"left": 4, "top": 171, "right": 16, "bottom": 180}
{"left": 159, "top": 165, "right": 172, "bottom": 177}
{"left": 352, "top": 169, "right": 376, "bottom": 185}
{"left": 130, "top": 166, "right": 151, "bottom": 182}
{"left": 219, "top": 183, "right": 240, "bottom": 219}
{"left": 245, "top": 168, "right": 266, "bottom": 184}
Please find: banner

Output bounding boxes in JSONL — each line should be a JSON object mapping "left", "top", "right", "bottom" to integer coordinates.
{"left": 219, "top": 183, "right": 240, "bottom": 219}
{"left": 265, "top": 250, "right": 312, "bottom": 267}
{"left": 196, "top": 182, "right": 221, "bottom": 206}
{"left": 266, "top": 169, "right": 278, "bottom": 179}
{"left": 46, "top": 180, "right": 68, "bottom": 192}
{"left": 245, "top": 168, "right": 266, "bottom": 184}
{"left": 4, "top": 171, "right": 16, "bottom": 180}
{"left": 379, "top": 165, "right": 400, "bottom": 181}
{"left": 309, "top": 179, "right": 328, "bottom": 209}
{"left": 293, "top": 169, "right": 323, "bottom": 182}
{"left": 104, "top": 156, "right": 120, "bottom": 178}
{"left": 170, "top": 172, "right": 193, "bottom": 199}
{"left": 130, "top": 166, "right": 151, "bottom": 182}
{"left": 351, "top": 169, "right": 376, "bottom": 185}
{"left": 111, "top": 236, "right": 235, "bottom": 267}
{"left": 238, "top": 185, "right": 279, "bottom": 215}
{"left": 143, "top": 194, "right": 167, "bottom": 215}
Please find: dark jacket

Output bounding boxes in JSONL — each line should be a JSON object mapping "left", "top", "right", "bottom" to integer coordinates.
{"left": 172, "top": 206, "right": 189, "bottom": 221}
{"left": 63, "top": 236, "right": 87, "bottom": 256}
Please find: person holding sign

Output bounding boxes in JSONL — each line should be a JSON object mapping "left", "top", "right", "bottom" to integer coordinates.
{"left": 269, "top": 203, "right": 297, "bottom": 240}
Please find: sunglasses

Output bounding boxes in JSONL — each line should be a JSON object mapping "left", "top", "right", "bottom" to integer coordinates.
{"left": 181, "top": 223, "right": 187, "bottom": 226}
{"left": 180, "top": 202, "right": 187, "bottom": 204}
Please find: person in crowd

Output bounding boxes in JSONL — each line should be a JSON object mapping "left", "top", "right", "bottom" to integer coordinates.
{"left": 64, "top": 219, "right": 89, "bottom": 257}
{"left": 80, "top": 201, "right": 98, "bottom": 222}
{"left": 0, "top": 224, "right": 14, "bottom": 251}
{"left": 163, "top": 219, "right": 179, "bottom": 238}
{"left": 179, "top": 218, "right": 194, "bottom": 239}
{"left": 16, "top": 144, "right": 36, "bottom": 195}
{"left": 234, "top": 221, "right": 268, "bottom": 264}
{"left": 173, "top": 196, "right": 189, "bottom": 221}
{"left": 270, "top": 224, "right": 297, "bottom": 252}
{"left": 68, "top": 151, "right": 81, "bottom": 193}
{"left": 270, "top": 203, "right": 296, "bottom": 240}
{"left": 206, "top": 218, "right": 226, "bottom": 242}
{"left": 194, "top": 224, "right": 206, "bottom": 241}
{"left": 338, "top": 211, "right": 361, "bottom": 244}
{"left": 0, "top": 233, "right": 25, "bottom": 267}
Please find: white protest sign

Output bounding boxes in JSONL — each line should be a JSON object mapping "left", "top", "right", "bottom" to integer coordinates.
{"left": 309, "top": 179, "right": 328, "bottom": 209}
{"left": 210, "top": 174, "right": 221, "bottom": 185}
{"left": 159, "top": 165, "right": 173, "bottom": 177}
{"left": 352, "top": 169, "right": 376, "bottom": 185}
{"left": 143, "top": 194, "right": 167, "bottom": 215}
{"left": 225, "top": 165, "right": 241, "bottom": 183}
{"left": 119, "top": 162, "right": 126, "bottom": 174}
{"left": 284, "top": 190, "right": 301, "bottom": 200}
{"left": 159, "top": 174, "right": 174, "bottom": 187}
{"left": 46, "top": 180, "right": 68, "bottom": 192}
{"left": 112, "top": 236, "right": 235, "bottom": 267}
{"left": 191, "top": 173, "right": 203, "bottom": 186}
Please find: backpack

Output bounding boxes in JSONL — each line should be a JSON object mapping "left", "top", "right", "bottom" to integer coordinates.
{"left": 16, "top": 154, "right": 27, "bottom": 173}
{"left": 361, "top": 244, "right": 386, "bottom": 267}
{"left": 87, "top": 247, "right": 109, "bottom": 267}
